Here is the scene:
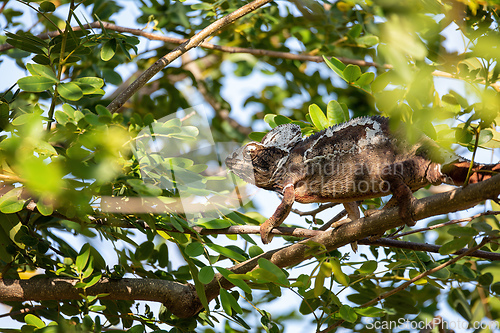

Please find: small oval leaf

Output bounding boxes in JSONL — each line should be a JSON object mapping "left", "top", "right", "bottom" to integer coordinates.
{"left": 343, "top": 64, "right": 362, "bottom": 83}
{"left": 58, "top": 82, "right": 83, "bottom": 101}
{"left": 198, "top": 266, "right": 215, "bottom": 284}
{"left": 101, "top": 38, "right": 117, "bottom": 61}
{"left": 309, "top": 104, "right": 328, "bottom": 130}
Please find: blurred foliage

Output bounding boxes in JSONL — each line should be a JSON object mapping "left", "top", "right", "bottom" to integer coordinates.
{"left": 0, "top": 0, "right": 500, "bottom": 332}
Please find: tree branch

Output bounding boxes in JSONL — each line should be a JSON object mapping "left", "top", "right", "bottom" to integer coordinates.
{"left": 106, "top": 0, "right": 273, "bottom": 112}
{"left": 389, "top": 210, "right": 500, "bottom": 239}
{"left": 358, "top": 237, "right": 500, "bottom": 261}
{"left": 0, "top": 21, "right": 380, "bottom": 68}
{"left": 0, "top": 278, "right": 200, "bottom": 319}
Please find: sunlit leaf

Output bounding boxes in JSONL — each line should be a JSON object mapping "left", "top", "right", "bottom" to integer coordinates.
{"left": 101, "top": 38, "right": 117, "bottom": 61}
{"left": 58, "top": 82, "right": 83, "bottom": 101}
{"left": 309, "top": 104, "right": 328, "bottom": 130}
{"left": 18, "top": 76, "right": 55, "bottom": 92}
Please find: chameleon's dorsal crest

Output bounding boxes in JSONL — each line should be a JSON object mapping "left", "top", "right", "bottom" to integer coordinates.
{"left": 261, "top": 123, "right": 302, "bottom": 151}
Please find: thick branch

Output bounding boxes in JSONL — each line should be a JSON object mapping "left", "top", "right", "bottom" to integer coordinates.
{"left": 106, "top": 0, "right": 272, "bottom": 112}
{"left": 0, "top": 278, "right": 200, "bottom": 319}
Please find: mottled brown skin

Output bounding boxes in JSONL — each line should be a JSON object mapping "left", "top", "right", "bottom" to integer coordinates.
{"left": 225, "top": 116, "right": 499, "bottom": 244}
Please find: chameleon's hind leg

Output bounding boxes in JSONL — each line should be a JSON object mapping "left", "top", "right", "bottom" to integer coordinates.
{"left": 381, "top": 165, "right": 416, "bottom": 227}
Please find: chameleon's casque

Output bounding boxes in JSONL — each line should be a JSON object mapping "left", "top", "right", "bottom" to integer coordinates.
{"left": 225, "top": 116, "right": 499, "bottom": 244}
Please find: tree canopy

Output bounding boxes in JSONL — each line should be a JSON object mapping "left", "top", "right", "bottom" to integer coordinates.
{"left": 1, "top": 0, "right": 500, "bottom": 332}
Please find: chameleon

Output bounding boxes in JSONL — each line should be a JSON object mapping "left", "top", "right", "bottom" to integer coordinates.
{"left": 225, "top": 116, "right": 500, "bottom": 244}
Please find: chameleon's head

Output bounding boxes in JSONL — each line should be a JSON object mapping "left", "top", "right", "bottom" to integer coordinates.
{"left": 225, "top": 124, "right": 303, "bottom": 189}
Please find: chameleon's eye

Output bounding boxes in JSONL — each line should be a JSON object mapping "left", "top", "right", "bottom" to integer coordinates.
{"left": 243, "top": 144, "right": 257, "bottom": 160}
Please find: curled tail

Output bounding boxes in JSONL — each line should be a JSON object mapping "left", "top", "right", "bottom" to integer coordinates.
{"left": 441, "top": 160, "right": 500, "bottom": 185}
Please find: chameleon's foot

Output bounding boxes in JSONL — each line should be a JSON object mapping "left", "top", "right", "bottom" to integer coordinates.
{"left": 399, "top": 196, "right": 417, "bottom": 227}
{"left": 364, "top": 208, "right": 379, "bottom": 217}
{"left": 330, "top": 218, "right": 352, "bottom": 229}
{"left": 260, "top": 221, "right": 274, "bottom": 244}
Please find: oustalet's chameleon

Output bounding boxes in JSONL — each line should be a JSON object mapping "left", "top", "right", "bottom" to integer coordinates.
{"left": 225, "top": 116, "right": 500, "bottom": 244}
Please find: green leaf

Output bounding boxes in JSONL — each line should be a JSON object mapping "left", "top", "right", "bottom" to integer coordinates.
{"left": 216, "top": 267, "right": 252, "bottom": 293}
{"left": 343, "top": 64, "right": 361, "bottom": 83}
{"left": 89, "top": 305, "right": 106, "bottom": 312}
{"left": 331, "top": 258, "right": 349, "bottom": 286}
{"left": 339, "top": 305, "right": 358, "bottom": 323}
{"left": 219, "top": 288, "right": 233, "bottom": 315}
{"left": 95, "top": 104, "right": 111, "bottom": 117}
{"left": 58, "top": 82, "right": 83, "bottom": 101}
{"left": 326, "top": 100, "right": 348, "bottom": 125}
{"left": 347, "top": 24, "right": 362, "bottom": 39}
{"left": 76, "top": 244, "right": 91, "bottom": 272}
{"left": 18, "top": 76, "right": 55, "bottom": 92}
{"left": 39, "top": 1, "right": 56, "bottom": 12}
{"left": 6, "top": 35, "right": 46, "bottom": 54}
{"left": 354, "top": 306, "right": 385, "bottom": 317}
{"left": 248, "top": 131, "right": 266, "bottom": 141}
{"left": 323, "top": 56, "right": 346, "bottom": 79}
{"left": 186, "top": 259, "right": 209, "bottom": 311}
{"left": 75, "top": 77, "right": 105, "bottom": 89}
{"left": 84, "top": 273, "right": 102, "bottom": 289}
{"left": 192, "top": 2, "right": 213, "bottom": 10}
{"left": 355, "top": 72, "right": 375, "bottom": 86}
{"left": 101, "top": 38, "right": 117, "bottom": 61}
{"left": 248, "top": 245, "right": 264, "bottom": 258}
{"left": 206, "top": 243, "right": 246, "bottom": 261}
{"left": 198, "top": 266, "right": 215, "bottom": 284}
{"left": 196, "top": 218, "right": 231, "bottom": 229}
{"left": 356, "top": 35, "right": 379, "bottom": 47}
{"left": 36, "top": 200, "right": 53, "bottom": 216}
{"left": 0, "top": 187, "right": 24, "bottom": 214}
{"left": 309, "top": 104, "right": 328, "bottom": 130}
{"left": 25, "top": 314, "right": 45, "bottom": 328}
{"left": 371, "top": 71, "right": 391, "bottom": 93}
{"left": 314, "top": 262, "right": 330, "bottom": 297}
{"left": 185, "top": 242, "right": 204, "bottom": 257}
{"left": 26, "top": 63, "right": 57, "bottom": 81}
{"left": 439, "top": 237, "right": 471, "bottom": 255}
{"left": 258, "top": 258, "right": 289, "bottom": 286}
{"left": 247, "top": 267, "right": 278, "bottom": 282}
{"left": 135, "top": 241, "right": 154, "bottom": 260}
{"left": 447, "top": 226, "right": 478, "bottom": 237}
{"left": 358, "top": 261, "right": 377, "bottom": 275}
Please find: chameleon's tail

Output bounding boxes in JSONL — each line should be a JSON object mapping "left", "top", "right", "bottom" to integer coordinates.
{"left": 441, "top": 160, "right": 500, "bottom": 185}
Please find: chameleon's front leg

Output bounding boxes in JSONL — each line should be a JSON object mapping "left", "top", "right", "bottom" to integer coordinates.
{"left": 260, "top": 184, "right": 295, "bottom": 244}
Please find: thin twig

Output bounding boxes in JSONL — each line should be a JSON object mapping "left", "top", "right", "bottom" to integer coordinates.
{"left": 319, "top": 209, "right": 348, "bottom": 230}
{"left": 106, "top": 0, "right": 273, "bottom": 113}
{"left": 0, "top": 305, "right": 45, "bottom": 318}
{"left": 291, "top": 203, "right": 338, "bottom": 217}
{"left": 0, "top": 21, "right": 381, "bottom": 68}
{"left": 390, "top": 210, "right": 500, "bottom": 239}
{"left": 358, "top": 237, "right": 500, "bottom": 261}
